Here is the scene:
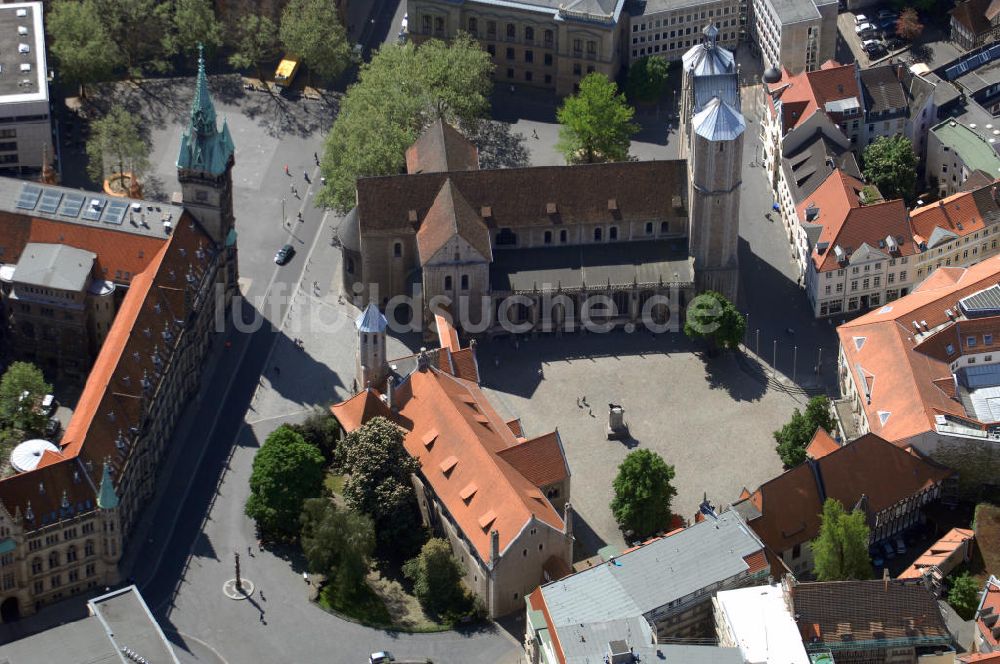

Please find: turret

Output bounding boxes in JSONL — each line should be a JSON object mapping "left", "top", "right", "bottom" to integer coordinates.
{"left": 96, "top": 462, "right": 122, "bottom": 569}
{"left": 355, "top": 303, "right": 389, "bottom": 392}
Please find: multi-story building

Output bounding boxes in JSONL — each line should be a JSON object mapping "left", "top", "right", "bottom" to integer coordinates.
{"left": 951, "top": 0, "right": 1000, "bottom": 52}
{"left": 911, "top": 179, "right": 1000, "bottom": 285}
{"left": 0, "top": 53, "right": 237, "bottom": 621}
{"left": 748, "top": 0, "right": 837, "bottom": 74}
{"left": 0, "top": 2, "right": 51, "bottom": 175}
{"left": 927, "top": 120, "right": 1000, "bottom": 198}
{"left": 524, "top": 509, "right": 768, "bottom": 664}
{"left": 625, "top": 0, "right": 742, "bottom": 65}
{"left": 836, "top": 257, "right": 1000, "bottom": 495}
{"left": 406, "top": 0, "right": 626, "bottom": 95}
{"left": 731, "top": 431, "right": 952, "bottom": 577}
{"left": 714, "top": 582, "right": 811, "bottom": 664}
{"left": 332, "top": 312, "right": 572, "bottom": 618}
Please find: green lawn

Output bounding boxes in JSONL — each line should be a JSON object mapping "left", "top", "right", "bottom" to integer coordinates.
{"left": 325, "top": 473, "right": 346, "bottom": 495}
{"left": 318, "top": 580, "right": 393, "bottom": 627}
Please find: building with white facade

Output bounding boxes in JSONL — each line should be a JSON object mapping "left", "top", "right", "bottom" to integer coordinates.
{"left": 748, "top": 0, "right": 837, "bottom": 74}
{"left": 713, "top": 583, "right": 810, "bottom": 664}
{"left": 0, "top": 2, "right": 50, "bottom": 174}
{"left": 927, "top": 119, "right": 1000, "bottom": 198}
{"left": 626, "top": 0, "right": 743, "bottom": 64}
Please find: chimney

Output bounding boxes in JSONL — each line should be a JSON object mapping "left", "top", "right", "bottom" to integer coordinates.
{"left": 417, "top": 348, "right": 429, "bottom": 372}
{"left": 386, "top": 377, "right": 395, "bottom": 411}
{"left": 490, "top": 529, "right": 500, "bottom": 567}
{"left": 564, "top": 501, "right": 574, "bottom": 537}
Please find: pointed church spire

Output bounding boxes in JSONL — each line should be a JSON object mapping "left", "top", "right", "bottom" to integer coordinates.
{"left": 97, "top": 462, "right": 119, "bottom": 510}
{"left": 177, "top": 43, "right": 235, "bottom": 176}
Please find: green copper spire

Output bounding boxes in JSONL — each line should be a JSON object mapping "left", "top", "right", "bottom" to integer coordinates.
{"left": 97, "top": 462, "right": 119, "bottom": 510}
{"left": 177, "top": 43, "right": 235, "bottom": 176}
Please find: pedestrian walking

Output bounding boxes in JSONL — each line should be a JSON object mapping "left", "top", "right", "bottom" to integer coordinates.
{"left": 314, "top": 152, "right": 319, "bottom": 164}
{"left": 304, "top": 171, "right": 310, "bottom": 182}
{"left": 248, "top": 545, "right": 253, "bottom": 557}
{"left": 576, "top": 397, "right": 581, "bottom": 407}
{"left": 259, "top": 612, "right": 264, "bottom": 623}
{"left": 284, "top": 164, "right": 289, "bottom": 176}
{"left": 532, "top": 129, "right": 539, "bottom": 139}
{"left": 260, "top": 589, "right": 266, "bottom": 601}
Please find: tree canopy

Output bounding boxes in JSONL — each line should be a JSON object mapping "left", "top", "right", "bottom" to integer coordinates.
{"left": 289, "top": 407, "right": 341, "bottom": 465}
{"left": 556, "top": 73, "right": 638, "bottom": 164}
{"left": 0, "top": 362, "right": 52, "bottom": 436}
{"left": 895, "top": 8, "right": 924, "bottom": 41}
{"left": 245, "top": 425, "right": 325, "bottom": 539}
{"left": 812, "top": 498, "right": 872, "bottom": 581}
{"left": 300, "top": 498, "right": 375, "bottom": 599}
{"left": 862, "top": 135, "right": 918, "bottom": 203}
{"left": 279, "top": 0, "right": 352, "bottom": 84}
{"left": 947, "top": 571, "right": 981, "bottom": 620}
{"left": 166, "top": 0, "right": 223, "bottom": 63}
{"left": 227, "top": 14, "right": 280, "bottom": 85}
{"left": 336, "top": 416, "right": 424, "bottom": 552}
{"left": 47, "top": 0, "right": 123, "bottom": 97}
{"left": 683, "top": 291, "right": 746, "bottom": 351}
{"left": 317, "top": 35, "right": 494, "bottom": 211}
{"left": 626, "top": 56, "right": 670, "bottom": 103}
{"left": 94, "top": 0, "right": 175, "bottom": 78}
{"left": 403, "top": 538, "right": 467, "bottom": 618}
{"left": 610, "top": 449, "right": 677, "bottom": 541}
{"left": 773, "top": 396, "right": 835, "bottom": 468}
{"left": 85, "top": 105, "right": 150, "bottom": 184}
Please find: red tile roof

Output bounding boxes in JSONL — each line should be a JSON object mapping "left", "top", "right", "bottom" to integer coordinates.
{"left": 329, "top": 388, "right": 393, "bottom": 432}
{"left": 978, "top": 576, "right": 1000, "bottom": 649}
{"left": 415, "top": 178, "right": 492, "bottom": 265}
{"left": 910, "top": 179, "right": 1000, "bottom": 245}
{"left": 806, "top": 428, "right": 840, "bottom": 459}
{"left": 496, "top": 431, "right": 570, "bottom": 488}
{"left": 405, "top": 119, "right": 479, "bottom": 175}
{"left": 768, "top": 63, "right": 861, "bottom": 134}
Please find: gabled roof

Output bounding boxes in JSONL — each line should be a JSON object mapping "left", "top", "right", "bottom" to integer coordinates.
{"left": 860, "top": 65, "right": 907, "bottom": 114}
{"left": 805, "top": 428, "right": 840, "bottom": 459}
{"left": 405, "top": 120, "right": 479, "bottom": 175}
{"left": 496, "top": 431, "right": 570, "bottom": 488}
{"left": 329, "top": 388, "right": 393, "bottom": 431}
{"left": 951, "top": 0, "right": 994, "bottom": 36}
{"left": 911, "top": 179, "right": 1000, "bottom": 246}
{"left": 976, "top": 576, "right": 1000, "bottom": 650}
{"left": 416, "top": 178, "right": 492, "bottom": 265}
{"left": 781, "top": 128, "right": 860, "bottom": 205}
{"left": 767, "top": 63, "right": 861, "bottom": 134}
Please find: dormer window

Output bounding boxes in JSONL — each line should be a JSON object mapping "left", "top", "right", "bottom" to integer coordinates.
{"left": 968, "top": 336, "right": 977, "bottom": 348}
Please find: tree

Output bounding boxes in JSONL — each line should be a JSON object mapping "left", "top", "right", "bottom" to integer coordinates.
{"left": 947, "top": 571, "right": 981, "bottom": 620}
{"left": 774, "top": 396, "right": 835, "bottom": 468}
{"left": 317, "top": 35, "right": 494, "bottom": 211}
{"left": 245, "top": 425, "right": 325, "bottom": 539}
{"left": 812, "top": 498, "right": 872, "bottom": 581}
{"left": 228, "top": 14, "right": 280, "bottom": 86}
{"left": 279, "top": 0, "right": 352, "bottom": 84}
{"left": 47, "top": 0, "right": 123, "bottom": 98}
{"left": 403, "top": 538, "right": 467, "bottom": 617}
{"left": 610, "top": 449, "right": 677, "bottom": 540}
{"left": 94, "top": 0, "right": 175, "bottom": 78}
{"left": 300, "top": 498, "right": 375, "bottom": 599}
{"left": 556, "top": 73, "right": 638, "bottom": 164}
{"left": 166, "top": 0, "right": 223, "bottom": 64}
{"left": 683, "top": 291, "right": 746, "bottom": 352}
{"left": 894, "top": 7, "right": 924, "bottom": 41}
{"left": 336, "top": 416, "right": 424, "bottom": 552}
{"left": 85, "top": 105, "right": 150, "bottom": 185}
{"left": 289, "top": 407, "right": 340, "bottom": 465}
{"left": 0, "top": 362, "right": 52, "bottom": 435}
{"left": 626, "top": 56, "right": 670, "bottom": 104}
{"left": 862, "top": 135, "right": 918, "bottom": 203}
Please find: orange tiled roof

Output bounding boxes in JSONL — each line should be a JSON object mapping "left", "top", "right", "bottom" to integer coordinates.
{"left": 910, "top": 180, "right": 1000, "bottom": 246}
{"left": 838, "top": 256, "right": 1000, "bottom": 443}
{"left": 496, "top": 431, "right": 570, "bottom": 488}
{"left": 898, "top": 527, "right": 974, "bottom": 579}
{"left": 329, "top": 388, "right": 393, "bottom": 432}
{"left": 415, "top": 178, "right": 492, "bottom": 265}
{"left": 979, "top": 577, "right": 1000, "bottom": 648}
{"left": 806, "top": 428, "right": 840, "bottom": 459}
{"left": 960, "top": 653, "right": 1000, "bottom": 663}
{"left": 768, "top": 63, "right": 861, "bottom": 133}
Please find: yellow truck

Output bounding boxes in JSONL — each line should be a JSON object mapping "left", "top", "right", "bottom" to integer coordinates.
{"left": 274, "top": 57, "right": 300, "bottom": 91}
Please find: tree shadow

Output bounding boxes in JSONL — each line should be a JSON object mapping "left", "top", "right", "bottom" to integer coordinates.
{"left": 703, "top": 353, "right": 768, "bottom": 402}
{"left": 467, "top": 119, "right": 530, "bottom": 169}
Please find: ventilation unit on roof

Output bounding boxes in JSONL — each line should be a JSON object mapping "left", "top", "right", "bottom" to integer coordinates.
{"left": 834, "top": 245, "right": 846, "bottom": 262}
{"left": 913, "top": 320, "right": 921, "bottom": 331}
{"left": 806, "top": 204, "right": 819, "bottom": 221}
{"left": 921, "top": 320, "right": 929, "bottom": 329}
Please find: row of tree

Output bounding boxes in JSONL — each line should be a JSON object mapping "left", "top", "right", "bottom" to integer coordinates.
{"left": 47, "top": 0, "right": 351, "bottom": 94}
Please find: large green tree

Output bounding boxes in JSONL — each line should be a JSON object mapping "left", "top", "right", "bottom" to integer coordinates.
{"left": 300, "top": 498, "right": 375, "bottom": 599}
{"left": 317, "top": 35, "right": 494, "bottom": 211}
{"left": 336, "top": 416, "right": 423, "bottom": 552}
{"left": 289, "top": 407, "right": 341, "bottom": 465}
{"left": 94, "top": 0, "right": 175, "bottom": 78}
{"left": 85, "top": 105, "right": 150, "bottom": 184}
{"left": 279, "top": 0, "right": 352, "bottom": 84}
{"left": 773, "top": 396, "right": 835, "bottom": 468}
{"left": 812, "top": 498, "right": 872, "bottom": 581}
{"left": 683, "top": 291, "right": 746, "bottom": 352}
{"left": 245, "top": 425, "right": 325, "bottom": 539}
{"left": 626, "top": 56, "right": 670, "bottom": 104}
{"left": 47, "top": 0, "right": 123, "bottom": 98}
{"left": 166, "top": 0, "right": 223, "bottom": 64}
{"left": 556, "top": 73, "right": 638, "bottom": 164}
{"left": 862, "top": 135, "right": 918, "bottom": 203}
{"left": 610, "top": 449, "right": 677, "bottom": 540}
{"left": 228, "top": 14, "right": 280, "bottom": 86}
{"left": 403, "top": 538, "right": 467, "bottom": 618}
{"left": 0, "top": 362, "right": 52, "bottom": 436}
{"left": 947, "top": 571, "right": 981, "bottom": 620}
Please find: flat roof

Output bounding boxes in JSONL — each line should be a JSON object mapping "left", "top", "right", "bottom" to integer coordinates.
{"left": 0, "top": 2, "right": 48, "bottom": 103}
{"left": 715, "top": 584, "right": 811, "bottom": 664}
{"left": 490, "top": 239, "right": 694, "bottom": 292}
{"left": 12, "top": 243, "right": 96, "bottom": 291}
{"left": 632, "top": 0, "right": 726, "bottom": 15}
{"left": 0, "top": 176, "right": 184, "bottom": 240}
{"left": 767, "top": 0, "right": 821, "bottom": 25}
{"left": 932, "top": 120, "right": 1000, "bottom": 176}
{"left": 89, "top": 586, "right": 179, "bottom": 663}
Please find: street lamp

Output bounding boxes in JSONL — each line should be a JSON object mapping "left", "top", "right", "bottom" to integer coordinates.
{"left": 281, "top": 198, "right": 286, "bottom": 227}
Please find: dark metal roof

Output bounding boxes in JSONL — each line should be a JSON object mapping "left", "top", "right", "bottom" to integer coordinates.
{"left": 860, "top": 65, "right": 907, "bottom": 115}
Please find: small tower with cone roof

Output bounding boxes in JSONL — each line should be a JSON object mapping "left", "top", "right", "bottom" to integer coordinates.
{"left": 356, "top": 304, "right": 389, "bottom": 392}
{"left": 96, "top": 461, "right": 122, "bottom": 572}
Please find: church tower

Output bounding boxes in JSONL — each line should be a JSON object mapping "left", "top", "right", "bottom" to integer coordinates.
{"left": 96, "top": 462, "right": 122, "bottom": 585}
{"left": 355, "top": 304, "right": 389, "bottom": 392}
{"left": 681, "top": 25, "right": 745, "bottom": 304}
{"left": 177, "top": 46, "right": 238, "bottom": 301}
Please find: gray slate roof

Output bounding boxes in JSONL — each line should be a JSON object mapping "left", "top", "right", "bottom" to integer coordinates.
{"left": 559, "top": 616, "right": 744, "bottom": 664}
{"left": 781, "top": 130, "right": 860, "bottom": 204}
{"left": 693, "top": 97, "right": 746, "bottom": 141}
{"left": 356, "top": 303, "right": 388, "bottom": 333}
{"left": 860, "top": 66, "right": 908, "bottom": 115}
{"left": 682, "top": 37, "right": 736, "bottom": 77}
{"left": 693, "top": 74, "right": 740, "bottom": 114}
{"left": 540, "top": 510, "right": 764, "bottom": 628}
{"left": 12, "top": 243, "right": 95, "bottom": 291}
{"left": 466, "top": 0, "right": 624, "bottom": 20}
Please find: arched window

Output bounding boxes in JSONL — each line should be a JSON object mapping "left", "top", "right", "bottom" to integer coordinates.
{"left": 461, "top": 274, "right": 469, "bottom": 290}
{"left": 560, "top": 229, "right": 568, "bottom": 243}
{"left": 544, "top": 29, "right": 554, "bottom": 47}
{"left": 84, "top": 541, "right": 94, "bottom": 557}
{"left": 544, "top": 230, "right": 552, "bottom": 244}
{"left": 48, "top": 551, "right": 59, "bottom": 569}
{"left": 507, "top": 23, "right": 516, "bottom": 39}
{"left": 66, "top": 546, "right": 77, "bottom": 562}
{"left": 393, "top": 242, "right": 402, "bottom": 258}
{"left": 496, "top": 228, "right": 517, "bottom": 246}
{"left": 609, "top": 226, "right": 618, "bottom": 240}
{"left": 434, "top": 16, "right": 444, "bottom": 33}
{"left": 31, "top": 557, "right": 42, "bottom": 574}
{"left": 594, "top": 227, "right": 603, "bottom": 241}
{"left": 444, "top": 275, "right": 453, "bottom": 291}
{"left": 525, "top": 26, "right": 535, "bottom": 41}
{"left": 468, "top": 17, "right": 478, "bottom": 34}
{"left": 660, "top": 221, "right": 669, "bottom": 233}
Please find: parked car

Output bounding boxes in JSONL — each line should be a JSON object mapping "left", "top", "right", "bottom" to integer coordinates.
{"left": 882, "top": 541, "right": 896, "bottom": 559}
{"left": 855, "top": 21, "right": 877, "bottom": 35}
{"left": 273, "top": 244, "right": 295, "bottom": 265}
{"left": 895, "top": 536, "right": 907, "bottom": 555}
{"left": 370, "top": 653, "right": 395, "bottom": 664}
{"left": 855, "top": 13, "right": 868, "bottom": 24}
{"left": 41, "top": 393, "right": 57, "bottom": 415}
{"left": 862, "top": 39, "right": 885, "bottom": 54}
{"left": 885, "top": 36, "right": 907, "bottom": 50}
{"left": 877, "top": 9, "right": 898, "bottom": 21}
